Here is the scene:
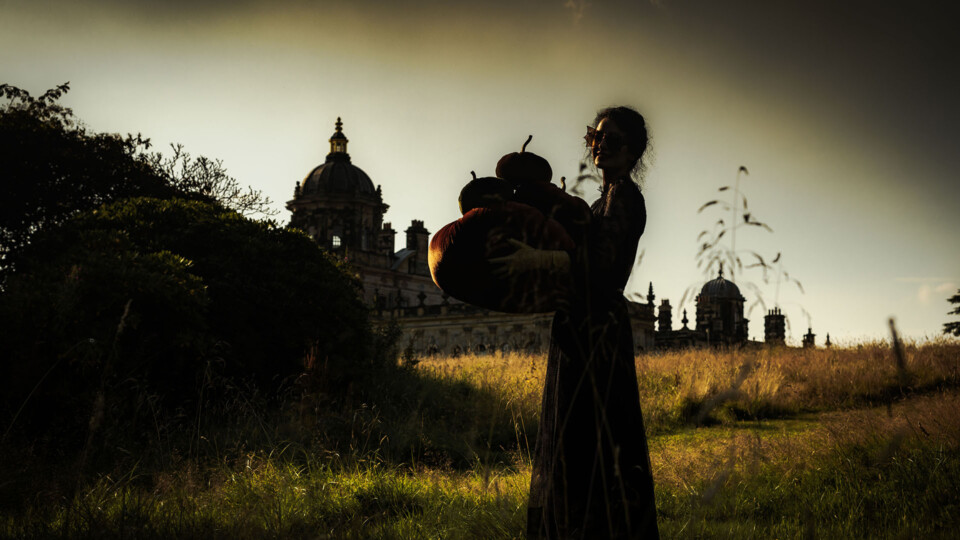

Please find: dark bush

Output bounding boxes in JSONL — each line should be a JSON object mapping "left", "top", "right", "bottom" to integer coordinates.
{"left": 0, "top": 83, "right": 181, "bottom": 279}
{"left": 0, "top": 197, "right": 375, "bottom": 449}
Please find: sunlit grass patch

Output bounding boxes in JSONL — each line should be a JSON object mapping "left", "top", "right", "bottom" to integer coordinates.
{"left": 656, "top": 432, "right": 960, "bottom": 539}
{"left": 413, "top": 340, "right": 960, "bottom": 438}
{"left": 638, "top": 338, "right": 960, "bottom": 428}
{"left": 1, "top": 457, "right": 530, "bottom": 540}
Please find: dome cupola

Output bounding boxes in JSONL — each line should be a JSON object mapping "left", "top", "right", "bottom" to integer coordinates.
{"left": 328, "top": 116, "right": 348, "bottom": 154}
{"left": 694, "top": 263, "right": 749, "bottom": 345}
{"left": 299, "top": 117, "right": 376, "bottom": 197}
{"left": 287, "top": 116, "right": 389, "bottom": 259}
{"left": 699, "top": 264, "right": 743, "bottom": 299}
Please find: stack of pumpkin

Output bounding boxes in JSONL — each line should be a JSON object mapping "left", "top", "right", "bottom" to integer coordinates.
{"left": 428, "top": 136, "right": 590, "bottom": 313}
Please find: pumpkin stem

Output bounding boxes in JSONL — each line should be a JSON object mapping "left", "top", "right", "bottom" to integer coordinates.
{"left": 470, "top": 171, "right": 477, "bottom": 180}
{"left": 521, "top": 135, "right": 532, "bottom": 153}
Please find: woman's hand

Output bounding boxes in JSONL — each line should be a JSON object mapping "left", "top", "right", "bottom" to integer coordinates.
{"left": 489, "top": 239, "right": 571, "bottom": 277}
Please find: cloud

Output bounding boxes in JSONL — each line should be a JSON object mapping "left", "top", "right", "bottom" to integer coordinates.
{"left": 936, "top": 282, "right": 957, "bottom": 294}
{"left": 917, "top": 282, "right": 956, "bottom": 304}
{"left": 897, "top": 276, "right": 953, "bottom": 283}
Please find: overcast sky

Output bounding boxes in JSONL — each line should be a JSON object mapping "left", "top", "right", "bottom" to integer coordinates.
{"left": 3, "top": 0, "right": 958, "bottom": 344}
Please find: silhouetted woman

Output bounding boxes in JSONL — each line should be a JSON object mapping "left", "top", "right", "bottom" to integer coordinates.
{"left": 510, "top": 106, "right": 660, "bottom": 539}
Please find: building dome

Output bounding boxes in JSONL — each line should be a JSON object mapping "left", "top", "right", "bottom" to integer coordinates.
{"left": 301, "top": 159, "right": 375, "bottom": 196}
{"left": 299, "top": 117, "right": 376, "bottom": 197}
{"left": 699, "top": 266, "right": 742, "bottom": 299}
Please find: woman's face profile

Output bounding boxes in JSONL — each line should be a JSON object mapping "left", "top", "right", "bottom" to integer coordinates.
{"left": 592, "top": 118, "right": 633, "bottom": 176}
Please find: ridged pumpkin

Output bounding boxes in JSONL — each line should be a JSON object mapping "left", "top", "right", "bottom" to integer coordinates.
{"left": 496, "top": 135, "right": 552, "bottom": 185}
{"left": 429, "top": 201, "right": 574, "bottom": 313}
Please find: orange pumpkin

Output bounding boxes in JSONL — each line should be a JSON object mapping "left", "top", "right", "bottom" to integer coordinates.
{"left": 429, "top": 201, "right": 574, "bottom": 313}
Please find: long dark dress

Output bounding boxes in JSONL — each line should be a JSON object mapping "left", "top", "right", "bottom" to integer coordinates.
{"left": 527, "top": 178, "right": 660, "bottom": 539}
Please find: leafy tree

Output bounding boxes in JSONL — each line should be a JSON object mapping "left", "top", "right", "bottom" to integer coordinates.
{"left": 0, "top": 83, "right": 178, "bottom": 273}
{"left": 0, "top": 227, "right": 209, "bottom": 447}
{"left": 145, "top": 143, "right": 278, "bottom": 219}
{"left": 0, "top": 83, "right": 383, "bottom": 454}
{"left": 0, "top": 197, "right": 374, "bottom": 448}
{"left": 946, "top": 289, "right": 960, "bottom": 337}
{"left": 0, "top": 82, "right": 276, "bottom": 282}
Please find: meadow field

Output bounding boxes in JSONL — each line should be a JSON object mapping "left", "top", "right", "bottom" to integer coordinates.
{"left": 3, "top": 340, "right": 959, "bottom": 539}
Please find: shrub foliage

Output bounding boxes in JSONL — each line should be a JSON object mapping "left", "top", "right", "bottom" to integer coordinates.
{"left": 0, "top": 84, "right": 381, "bottom": 454}
{"left": 0, "top": 197, "right": 373, "bottom": 446}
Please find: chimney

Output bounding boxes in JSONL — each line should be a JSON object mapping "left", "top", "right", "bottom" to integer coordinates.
{"left": 379, "top": 222, "right": 396, "bottom": 256}
{"left": 406, "top": 220, "right": 429, "bottom": 251}
{"left": 764, "top": 307, "right": 786, "bottom": 346}
{"left": 658, "top": 299, "right": 672, "bottom": 332}
{"left": 405, "top": 220, "right": 430, "bottom": 275}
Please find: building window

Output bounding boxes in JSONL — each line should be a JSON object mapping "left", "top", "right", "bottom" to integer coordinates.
{"left": 332, "top": 235, "right": 341, "bottom": 248}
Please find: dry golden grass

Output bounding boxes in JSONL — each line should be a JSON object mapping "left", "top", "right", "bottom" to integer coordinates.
{"left": 640, "top": 338, "right": 960, "bottom": 419}
{"left": 418, "top": 351, "right": 545, "bottom": 410}
{"left": 417, "top": 339, "right": 960, "bottom": 439}
{"left": 417, "top": 341, "right": 960, "bottom": 504}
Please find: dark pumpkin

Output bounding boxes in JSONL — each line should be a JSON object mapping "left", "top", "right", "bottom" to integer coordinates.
{"left": 428, "top": 201, "right": 574, "bottom": 313}
{"left": 496, "top": 135, "right": 552, "bottom": 185}
{"left": 513, "top": 177, "right": 592, "bottom": 244}
{"left": 458, "top": 173, "right": 514, "bottom": 215}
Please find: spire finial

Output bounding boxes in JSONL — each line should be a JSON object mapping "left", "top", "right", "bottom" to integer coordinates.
{"left": 328, "top": 116, "right": 349, "bottom": 157}
{"left": 718, "top": 262, "right": 724, "bottom": 278}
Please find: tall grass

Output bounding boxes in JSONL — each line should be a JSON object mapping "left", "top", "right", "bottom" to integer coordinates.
{"left": 2, "top": 340, "right": 959, "bottom": 538}
{"left": 638, "top": 338, "right": 960, "bottom": 427}
{"left": 415, "top": 339, "right": 960, "bottom": 438}
{"left": 0, "top": 456, "right": 530, "bottom": 539}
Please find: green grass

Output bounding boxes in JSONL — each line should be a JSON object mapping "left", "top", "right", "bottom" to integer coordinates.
{"left": 2, "top": 343, "right": 960, "bottom": 538}
{"left": 1, "top": 458, "right": 529, "bottom": 539}
{"left": 4, "top": 409, "right": 957, "bottom": 539}
{"left": 657, "top": 438, "right": 960, "bottom": 539}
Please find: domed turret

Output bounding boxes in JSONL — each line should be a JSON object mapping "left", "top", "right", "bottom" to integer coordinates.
{"left": 695, "top": 264, "right": 748, "bottom": 345}
{"left": 287, "top": 117, "right": 388, "bottom": 258}
{"left": 299, "top": 117, "right": 376, "bottom": 196}
{"left": 699, "top": 264, "right": 743, "bottom": 299}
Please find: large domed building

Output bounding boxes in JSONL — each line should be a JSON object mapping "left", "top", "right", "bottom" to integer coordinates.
{"left": 288, "top": 118, "right": 439, "bottom": 309}
{"left": 287, "top": 119, "right": 657, "bottom": 355}
{"left": 288, "top": 118, "right": 812, "bottom": 354}
{"left": 652, "top": 264, "right": 820, "bottom": 348}
{"left": 648, "top": 268, "right": 749, "bottom": 349}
